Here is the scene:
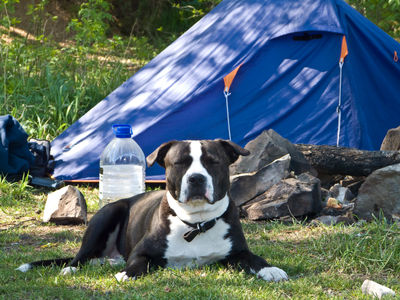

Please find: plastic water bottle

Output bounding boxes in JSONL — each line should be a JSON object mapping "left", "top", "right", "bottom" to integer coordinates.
{"left": 99, "top": 124, "right": 146, "bottom": 208}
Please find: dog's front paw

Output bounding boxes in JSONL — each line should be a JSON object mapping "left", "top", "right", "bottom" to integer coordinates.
{"left": 60, "top": 266, "right": 77, "bottom": 276}
{"left": 115, "top": 271, "right": 135, "bottom": 282}
{"left": 256, "top": 267, "right": 288, "bottom": 282}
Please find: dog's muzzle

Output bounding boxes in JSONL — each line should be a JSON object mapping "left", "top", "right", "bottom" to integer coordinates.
{"left": 186, "top": 173, "right": 209, "bottom": 202}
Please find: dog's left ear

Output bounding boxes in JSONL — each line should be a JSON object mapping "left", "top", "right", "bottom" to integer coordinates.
{"left": 146, "top": 140, "right": 178, "bottom": 168}
{"left": 215, "top": 139, "right": 250, "bottom": 164}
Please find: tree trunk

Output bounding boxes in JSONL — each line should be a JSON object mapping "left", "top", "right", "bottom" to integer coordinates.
{"left": 295, "top": 144, "right": 400, "bottom": 176}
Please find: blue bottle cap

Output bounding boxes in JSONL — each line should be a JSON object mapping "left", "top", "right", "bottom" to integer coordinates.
{"left": 112, "top": 124, "right": 132, "bottom": 138}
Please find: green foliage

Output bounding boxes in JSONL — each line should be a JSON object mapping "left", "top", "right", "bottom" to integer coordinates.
{"left": 0, "top": 0, "right": 20, "bottom": 28}
{"left": 346, "top": 0, "right": 400, "bottom": 39}
{"left": 26, "top": 0, "right": 55, "bottom": 42}
{"left": 157, "top": 0, "right": 222, "bottom": 35}
{"left": 0, "top": 0, "right": 161, "bottom": 140}
{"left": 111, "top": 0, "right": 221, "bottom": 39}
{"left": 0, "top": 36, "right": 133, "bottom": 139}
{"left": 68, "top": 0, "right": 112, "bottom": 47}
{"left": 0, "top": 173, "right": 31, "bottom": 206}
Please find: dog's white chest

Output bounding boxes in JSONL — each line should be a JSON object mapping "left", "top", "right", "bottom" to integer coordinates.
{"left": 164, "top": 216, "right": 232, "bottom": 268}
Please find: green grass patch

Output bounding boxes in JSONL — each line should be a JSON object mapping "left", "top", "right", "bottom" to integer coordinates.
{"left": 1, "top": 180, "right": 399, "bottom": 299}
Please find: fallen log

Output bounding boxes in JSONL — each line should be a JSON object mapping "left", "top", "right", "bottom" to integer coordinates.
{"left": 295, "top": 144, "right": 400, "bottom": 176}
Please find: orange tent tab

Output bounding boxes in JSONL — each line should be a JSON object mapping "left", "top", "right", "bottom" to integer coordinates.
{"left": 224, "top": 64, "right": 242, "bottom": 93}
{"left": 339, "top": 35, "right": 348, "bottom": 64}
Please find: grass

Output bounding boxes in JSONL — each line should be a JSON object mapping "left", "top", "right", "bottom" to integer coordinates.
{"left": 0, "top": 23, "right": 163, "bottom": 141}
{"left": 1, "top": 178, "right": 399, "bottom": 299}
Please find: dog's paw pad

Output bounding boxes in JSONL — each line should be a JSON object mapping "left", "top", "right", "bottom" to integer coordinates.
{"left": 60, "top": 266, "right": 77, "bottom": 276}
{"left": 257, "top": 267, "right": 288, "bottom": 282}
{"left": 115, "top": 271, "right": 130, "bottom": 282}
{"left": 16, "top": 263, "right": 31, "bottom": 273}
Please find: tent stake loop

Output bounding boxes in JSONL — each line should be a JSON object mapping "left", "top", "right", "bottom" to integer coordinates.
{"left": 224, "top": 89, "right": 232, "bottom": 141}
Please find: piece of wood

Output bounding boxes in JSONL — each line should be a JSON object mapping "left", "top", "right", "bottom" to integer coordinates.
{"left": 295, "top": 144, "right": 400, "bottom": 176}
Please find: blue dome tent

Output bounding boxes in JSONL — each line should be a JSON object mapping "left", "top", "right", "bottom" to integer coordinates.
{"left": 51, "top": 0, "right": 400, "bottom": 181}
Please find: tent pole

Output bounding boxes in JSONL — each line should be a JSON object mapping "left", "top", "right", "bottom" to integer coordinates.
{"left": 224, "top": 90, "right": 232, "bottom": 141}
{"left": 336, "top": 61, "right": 344, "bottom": 147}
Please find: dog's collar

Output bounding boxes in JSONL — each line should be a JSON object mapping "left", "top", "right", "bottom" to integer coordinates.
{"left": 180, "top": 217, "right": 222, "bottom": 242}
{"left": 166, "top": 192, "right": 229, "bottom": 242}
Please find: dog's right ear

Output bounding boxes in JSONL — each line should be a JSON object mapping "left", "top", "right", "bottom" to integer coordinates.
{"left": 146, "top": 141, "right": 178, "bottom": 168}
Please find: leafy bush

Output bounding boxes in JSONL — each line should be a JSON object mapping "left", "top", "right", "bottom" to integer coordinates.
{"left": 347, "top": 0, "right": 400, "bottom": 39}
{"left": 0, "top": 174, "right": 32, "bottom": 206}
{"left": 0, "top": 0, "right": 159, "bottom": 140}
{"left": 68, "top": 0, "right": 112, "bottom": 47}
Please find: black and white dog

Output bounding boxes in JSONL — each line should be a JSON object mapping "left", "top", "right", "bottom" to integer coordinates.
{"left": 17, "top": 139, "right": 288, "bottom": 282}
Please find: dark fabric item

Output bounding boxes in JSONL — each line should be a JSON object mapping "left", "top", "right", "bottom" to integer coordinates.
{"left": 28, "top": 139, "right": 54, "bottom": 177}
{"left": 0, "top": 115, "right": 35, "bottom": 175}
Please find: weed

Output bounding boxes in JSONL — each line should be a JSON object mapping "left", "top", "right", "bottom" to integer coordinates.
{"left": 0, "top": 173, "right": 32, "bottom": 207}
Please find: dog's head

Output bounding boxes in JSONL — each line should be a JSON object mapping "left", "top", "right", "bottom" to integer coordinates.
{"left": 147, "top": 139, "right": 249, "bottom": 205}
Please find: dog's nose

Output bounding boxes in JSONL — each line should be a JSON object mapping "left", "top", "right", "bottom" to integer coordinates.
{"left": 188, "top": 173, "right": 206, "bottom": 185}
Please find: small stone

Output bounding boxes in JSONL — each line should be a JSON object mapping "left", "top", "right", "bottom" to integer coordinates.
{"left": 328, "top": 184, "right": 354, "bottom": 203}
{"left": 312, "top": 215, "right": 340, "bottom": 226}
{"left": 361, "top": 279, "right": 396, "bottom": 299}
{"left": 43, "top": 185, "right": 87, "bottom": 225}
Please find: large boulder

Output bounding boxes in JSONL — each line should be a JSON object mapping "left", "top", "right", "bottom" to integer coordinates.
{"left": 230, "top": 154, "right": 291, "bottom": 207}
{"left": 230, "top": 129, "right": 313, "bottom": 175}
{"left": 242, "top": 173, "right": 322, "bottom": 221}
{"left": 380, "top": 125, "right": 400, "bottom": 150}
{"left": 43, "top": 185, "right": 87, "bottom": 225}
{"left": 354, "top": 163, "right": 400, "bottom": 221}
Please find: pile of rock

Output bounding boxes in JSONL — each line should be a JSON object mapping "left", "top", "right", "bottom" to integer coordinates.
{"left": 230, "top": 128, "right": 400, "bottom": 224}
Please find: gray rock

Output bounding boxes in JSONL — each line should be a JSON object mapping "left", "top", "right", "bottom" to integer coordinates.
{"left": 43, "top": 185, "right": 87, "bottom": 225}
{"left": 318, "top": 174, "right": 345, "bottom": 190}
{"left": 242, "top": 172, "right": 322, "bottom": 221}
{"left": 230, "top": 154, "right": 291, "bottom": 207}
{"left": 342, "top": 178, "right": 365, "bottom": 197}
{"left": 354, "top": 163, "right": 400, "bottom": 221}
{"left": 313, "top": 210, "right": 354, "bottom": 225}
{"left": 320, "top": 188, "right": 329, "bottom": 204}
{"left": 321, "top": 202, "right": 355, "bottom": 217}
{"left": 230, "top": 129, "right": 313, "bottom": 175}
{"left": 361, "top": 279, "right": 396, "bottom": 299}
{"left": 328, "top": 183, "right": 355, "bottom": 203}
{"left": 312, "top": 215, "right": 341, "bottom": 226}
{"left": 380, "top": 125, "right": 400, "bottom": 150}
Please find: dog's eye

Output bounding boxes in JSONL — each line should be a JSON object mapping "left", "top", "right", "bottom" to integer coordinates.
{"left": 173, "top": 157, "right": 190, "bottom": 165}
{"left": 206, "top": 157, "right": 220, "bottom": 165}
